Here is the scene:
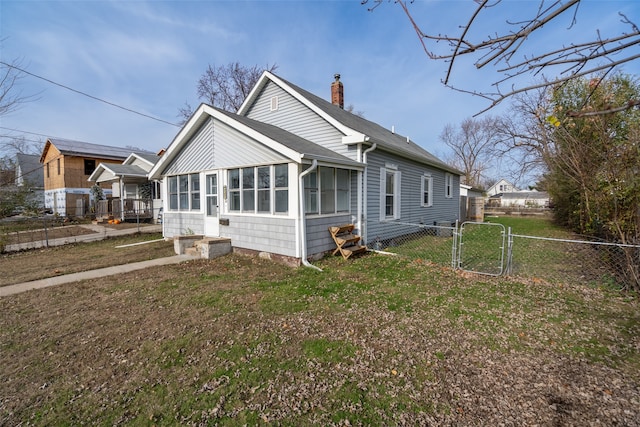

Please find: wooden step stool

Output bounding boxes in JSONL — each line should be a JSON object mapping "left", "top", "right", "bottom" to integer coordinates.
{"left": 328, "top": 224, "right": 367, "bottom": 260}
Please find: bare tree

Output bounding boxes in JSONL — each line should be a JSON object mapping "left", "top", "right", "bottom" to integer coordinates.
{"left": 179, "top": 62, "right": 278, "bottom": 124}
{"left": 0, "top": 57, "right": 41, "bottom": 160}
{"left": 440, "top": 116, "right": 500, "bottom": 188}
{"left": 364, "top": 0, "right": 640, "bottom": 116}
{"left": 0, "top": 58, "right": 32, "bottom": 117}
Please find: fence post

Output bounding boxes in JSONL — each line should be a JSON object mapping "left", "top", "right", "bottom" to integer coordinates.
{"left": 43, "top": 217, "right": 49, "bottom": 248}
{"left": 452, "top": 220, "right": 461, "bottom": 270}
{"left": 505, "top": 226, "right": 513, "bottom": 275}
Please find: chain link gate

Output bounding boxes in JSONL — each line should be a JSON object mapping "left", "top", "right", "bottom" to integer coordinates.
{"left": 457, "top": 221, "right": 506, "bottom": 276}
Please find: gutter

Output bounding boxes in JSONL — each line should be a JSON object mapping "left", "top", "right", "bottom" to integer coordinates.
{"left": 298, "top": 159, "right": 322, "bottom": 271}
{"left": 361, "top": 143, "right": 377, "bottom": 244}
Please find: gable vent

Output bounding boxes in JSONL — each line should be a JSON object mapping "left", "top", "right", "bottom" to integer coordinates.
{"left": 270, "top": 96, "right": 279, "bottom": 111}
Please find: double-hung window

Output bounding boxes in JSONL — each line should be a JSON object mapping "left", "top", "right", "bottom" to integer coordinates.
{"left": 380, "top": 166, "right": 401, "bottom": 220}
{"left": 242, "top": 168, "right": 255, "bottom": 212}
{"left": 168, "top": 174, "right": 201, "bottom": 211}
{"left": 445, "top": 173, "right": 454, "bottom": 199}
{"left": 274, "top": 164, "right": 288, "bottom": 213}
{"left": 421, "top": 174, "right": 433, "bottom": 207}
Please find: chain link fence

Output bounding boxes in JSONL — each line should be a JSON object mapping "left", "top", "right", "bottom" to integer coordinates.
{"left": 371, "top": 221, "right": 458, "bottom": 268}
{"left": 507, "top": 234, "right": 640, "bottom": 290}
{"left": 1, "top": 206, "right": 163, "bottom": 252}
{"left": 377, "top": 220, "right": 640, "bottom": 291}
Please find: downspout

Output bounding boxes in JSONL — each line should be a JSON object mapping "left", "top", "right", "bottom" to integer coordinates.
{"left": 119, "top": 176, "right": 125, "bottom": 222}
{"left": 361, "top": 143, "right": 377, "bottom": 245}
{"left": 298, "top": 159, "right": 322, "bottom": 271}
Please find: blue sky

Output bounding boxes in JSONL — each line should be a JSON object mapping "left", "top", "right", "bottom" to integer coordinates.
{"left": 1, "top": 0, "right": 638, "bottom": 181}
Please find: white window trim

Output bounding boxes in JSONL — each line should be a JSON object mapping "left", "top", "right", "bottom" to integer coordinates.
{"left": 270, "top": 96, "right": 279, "bottom": 111}
{"left": 380, "top": 167, "right": 401, "bottom": 220}
{"left": 304, "top": 166, "right": 351, "bottom": 216}
{"left": 445, "top": 173, "right": 454, "bottom": 199}
{"left": 227, "top": 164, "right": 289, "bottom": 215}
{"left": 167, "top": 173, "right": 201, "bottom": 212}
{"left": 421, "top": 174, "right": 433, "bottom": 207}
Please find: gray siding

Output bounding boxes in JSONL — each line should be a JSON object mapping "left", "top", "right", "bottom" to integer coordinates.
{"left": 219, "top": 215, "right": 298, "bottom": 257}
{"left": 306, "top": 214, "right": 353, "bottom": 257}
{"left": 164, "top": 118, "right": 215, "bottom": 175}
{"left": 164, "top": 212, "right": 298, "bottom": 258}
{"left": 365, "top": 150, "right": 460, "bottom": 243}
{"left": 163, "top": 117, "right": 287, "bottom": 176}
{"left": 244, "top": 82, "right": 354, "bottom": 160}
{"left": 163, "top": 212, "right": 205, "bottom": 237}
{"left": 213, "top": 120, "right": 287, "bottom": 168}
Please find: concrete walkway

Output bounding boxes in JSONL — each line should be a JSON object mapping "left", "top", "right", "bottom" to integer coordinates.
{"left": 1, "top": 223, "right": 201, "bottom": 297}
{"left": 0, "top": 254, "right": 198, "bottom": 297}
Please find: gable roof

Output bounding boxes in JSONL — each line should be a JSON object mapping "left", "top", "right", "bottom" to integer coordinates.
{"left": 487, "top": 178, "right": 519, "bottom": 194}
{"left": 149, "top": 104, "right": 362, "bottom": 180}
{"left": 239, "top": 72, "right": 461, "bottom": 175}
{"left": 124, "top": 152, "right": 161, "bottom": 167}
{"left": 88, "top": 163, "right": 149, "bottom": 183}
{"left": 40, "top": 138, "right": 152, "bottom": 163}
{"left": 15, "top": 153, "right": 44, "bottom": 185}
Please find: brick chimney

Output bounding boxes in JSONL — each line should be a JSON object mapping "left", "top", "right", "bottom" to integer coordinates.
{"left": 331, "top": 73, "right": 344, "bottom": 109}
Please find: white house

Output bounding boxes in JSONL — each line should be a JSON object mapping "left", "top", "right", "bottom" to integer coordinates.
{"left": 486, "top": 178, "right": 518, "bottom": 196}
{"left": 89, "top": 152, "right": 162, "bottom": 222}
{"left": 149, "top": 72, "right": 462, "bottom": 264}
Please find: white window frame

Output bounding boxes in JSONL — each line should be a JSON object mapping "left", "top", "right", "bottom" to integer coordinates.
{"left": 167, "top": 174, "right": 201, "bottom": 212}
{"left": 380, "top": 166, "right": 401, "bottom": 220}
{"left": 228, "top": 164, "right": 289, "bottom": 215}
{"left": 421, "top": 174, "right": 433, "bottom": 207}
{"left": 303, "top": 166, "right": 351, "bottom": 215}
{"left": 445, "top": 173, "right": 454, "bottom": 199}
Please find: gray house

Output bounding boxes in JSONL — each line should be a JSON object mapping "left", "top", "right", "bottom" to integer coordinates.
{"left": 149, "top": 72, "right": 461, "bottom": 264}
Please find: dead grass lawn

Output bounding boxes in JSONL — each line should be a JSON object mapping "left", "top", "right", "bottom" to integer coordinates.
{"left": 0, "top": 233, "right": 174, "bottom": 286}
{"left": 1, "top": 252, "right": 639, "bottom": 426}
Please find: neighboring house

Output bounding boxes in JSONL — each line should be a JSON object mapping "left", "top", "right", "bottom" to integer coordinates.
{"left": 15, "top": 153, "right": 44, "bottom": 188}
{"left": 88, "top": 152, "right": 162, "bottom": 222}
{"left": 15, "top": 153, "right": 45, "bottom": 209}
{"left": 488, "top": 190, "right": 550, "bottom": 208}
{"left": 40, "top": 138, "right": 153, "bottom": 216}
{"left": 486, "top": 178, "right": 518, "bottom": 197}
{"left": 149, "top": 72, "right": 461, "bottom": 263}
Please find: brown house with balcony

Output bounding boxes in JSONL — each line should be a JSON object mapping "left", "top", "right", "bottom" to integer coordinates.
{"left": 39, "top": 138, "right": 152, "bottom": 217}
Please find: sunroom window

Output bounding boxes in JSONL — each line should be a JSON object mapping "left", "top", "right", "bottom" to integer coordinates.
{"left": 168, "top": 174, "right": 201, "bottom": 211}
{"left": 304, "top": 166, "right": 351, "bottom": 215}
{"left": 228, "top": 164, "right": 289, "bottom": 214}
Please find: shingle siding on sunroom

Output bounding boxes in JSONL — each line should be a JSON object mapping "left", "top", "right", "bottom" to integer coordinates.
{"left": 243, "top": 81, "right": 351, "bottom": 159}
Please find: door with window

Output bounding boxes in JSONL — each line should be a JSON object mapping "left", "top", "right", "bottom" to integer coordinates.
{"left": 204, "top": 173, "right": 219, "bottom": 236}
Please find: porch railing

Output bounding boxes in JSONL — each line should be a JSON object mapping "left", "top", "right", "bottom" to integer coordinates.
{"left": 95, "top": 198, "right": 154, "bottom": 221}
